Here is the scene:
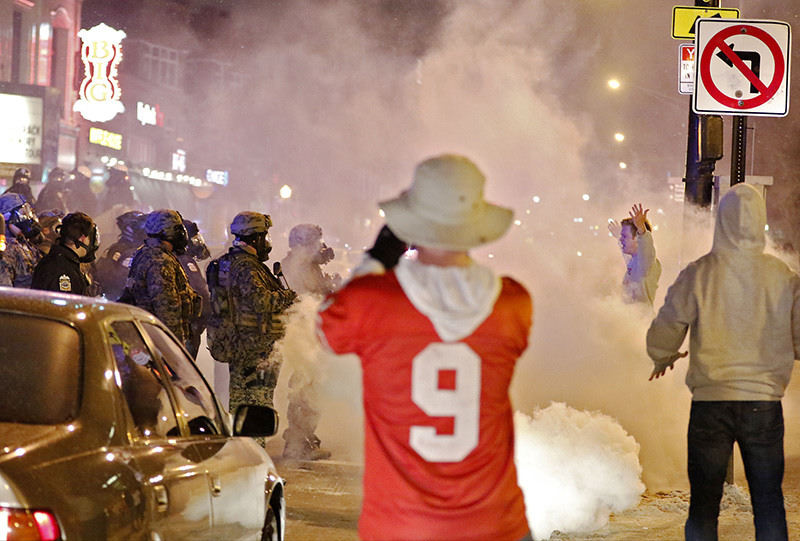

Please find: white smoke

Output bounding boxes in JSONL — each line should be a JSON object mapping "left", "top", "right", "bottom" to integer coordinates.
{"left": 514, "top": 403, "right": 645, "bottom": 540}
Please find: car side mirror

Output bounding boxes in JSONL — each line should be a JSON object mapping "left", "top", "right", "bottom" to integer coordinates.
{"left": 233, "top": 405, "right": 279, "bottom": 437}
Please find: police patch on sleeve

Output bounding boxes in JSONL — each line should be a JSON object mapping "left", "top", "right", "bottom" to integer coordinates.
{"left": 187, "top": 261, "right": 198, "bottom": 273}
{"left": 58, "top": 274, "right": 72, "bottom": 292}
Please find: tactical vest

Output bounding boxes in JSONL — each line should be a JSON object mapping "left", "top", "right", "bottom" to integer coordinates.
{"left": 206, "top": 252, "right": 237, "bottom": 324}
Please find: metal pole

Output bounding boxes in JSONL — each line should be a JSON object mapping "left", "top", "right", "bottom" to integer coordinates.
{"left": 683, "top": 0, "right": 720, "bottom": 207}
{"left": 730, "top": 115, "right": 748, "bottom": 185}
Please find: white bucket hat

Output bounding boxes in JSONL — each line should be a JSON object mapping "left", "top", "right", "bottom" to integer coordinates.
{"left": 379, "top": 154, "right": 513, "bottom": 251}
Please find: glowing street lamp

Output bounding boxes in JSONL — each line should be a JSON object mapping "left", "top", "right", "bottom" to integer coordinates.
{"left": 619, "top": 162, "right": 628, "bottom": 169}
{"left": 607, "top": 78, "right": 620, "bottom": 90}
{"left": 279, "top": 184, "right": 292, "bottom": 199}
{"left": 614, "top": 132, "right": 625, "bottom": 143}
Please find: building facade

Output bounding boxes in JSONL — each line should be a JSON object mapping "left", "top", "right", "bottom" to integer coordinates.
{"left": 0, "top": 0, "right": 83, "bottom": 182}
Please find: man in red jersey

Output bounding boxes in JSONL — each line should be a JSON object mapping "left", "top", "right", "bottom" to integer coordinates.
{"left": 318, "top": 154, "right": 533, "bottom": 541}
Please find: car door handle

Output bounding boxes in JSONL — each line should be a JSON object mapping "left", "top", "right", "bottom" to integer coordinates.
{"left": 210, "top": 475, "right": 222, "bottom": 497}
{"left": 153, "top": 484, "right": 169, "bottom": 513}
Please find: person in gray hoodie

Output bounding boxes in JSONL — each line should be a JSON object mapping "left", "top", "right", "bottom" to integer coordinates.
{"left": 647, "top": 183, "right": 800, "bottom": 541}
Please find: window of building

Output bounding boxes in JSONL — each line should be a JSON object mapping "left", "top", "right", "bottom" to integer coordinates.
{"left": 141, "top": 42, "right": 182, "bottom": 89}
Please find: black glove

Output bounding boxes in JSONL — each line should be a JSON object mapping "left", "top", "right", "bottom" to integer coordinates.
{"left": 367, "top": 225, "right": 407, "bottom": 270}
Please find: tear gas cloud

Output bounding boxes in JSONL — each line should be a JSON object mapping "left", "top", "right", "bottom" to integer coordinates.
{"left": 188, "top": 0, "right": 800, "bottom": 524}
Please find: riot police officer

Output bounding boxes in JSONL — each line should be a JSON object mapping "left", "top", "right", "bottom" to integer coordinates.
{"left": 177, "top": 219, "right": 212, "bottom": 358}
{"left": 0, "top": 193, "right": 43, "bottom": 287}
{"left": 4, "top": 167, "right": 36, "bottom": 206}
{"left": 31, "top": 212, "right": 100, "bottom": 295}
{"left": 206, "top": 212, "right": 296, "bottom": 419}
{"left": 94, "top": 210, "right": 146, "bottom": 300}
{"left": 127, "top": 209, "right": 201, "bottom": 351}
{"left": 36, "top": 167, "right": 68, "bottom": 215}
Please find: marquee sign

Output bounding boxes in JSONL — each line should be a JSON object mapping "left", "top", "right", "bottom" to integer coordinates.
{"left": 73, "top": 23, "right": 126, "bottom": 122}
{"left": 88, "top": 127, "right": 123, "bottom": 150}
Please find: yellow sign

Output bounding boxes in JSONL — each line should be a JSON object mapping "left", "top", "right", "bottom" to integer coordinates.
{"left": 672, "top": 6, "right": 739, "bottom": 39}
{"left": 89, "top": 127, "right": 123, "bottom": 150}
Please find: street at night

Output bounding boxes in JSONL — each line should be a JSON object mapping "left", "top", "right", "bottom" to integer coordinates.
{"left": 2, "top": 0, "right": 800, "bottom": 540}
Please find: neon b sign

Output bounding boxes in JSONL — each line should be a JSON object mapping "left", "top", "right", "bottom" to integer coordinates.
{"left": 73, "top": 23, "right": 126, "bottom": 122}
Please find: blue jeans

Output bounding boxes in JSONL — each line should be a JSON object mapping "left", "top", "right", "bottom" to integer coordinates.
{"left": 685, "top": 401, "right": 787, "bottom": 541}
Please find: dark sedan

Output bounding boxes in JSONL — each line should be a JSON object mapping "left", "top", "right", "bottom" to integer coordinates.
{"left": 0, "top": 287, "right": 284, "bottom": 540}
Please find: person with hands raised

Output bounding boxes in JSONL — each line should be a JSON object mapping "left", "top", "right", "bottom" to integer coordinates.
{"left": 610, "top": 202, "right": 661, "bottom": 306}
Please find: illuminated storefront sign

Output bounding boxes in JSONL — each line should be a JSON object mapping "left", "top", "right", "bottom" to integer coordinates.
{"left": 88, "top": 127, "right": 123, "bottom": 150}
{"left": 142, "top": 167, "right": 203, "bottom": 187}
{"left": 172, "top": 149, "right": 186, "bottom": 172}
{"left": 0, "top": 93, "right": 42, "bottom": 164}
{"left": 205, "top": 169, "right": 229, "bottom": 186}
{"left": 137, "top": 101, "right": 164, "bottom": 127}
{"left": 73, "top": 23, "right": 126, "bottom": 122}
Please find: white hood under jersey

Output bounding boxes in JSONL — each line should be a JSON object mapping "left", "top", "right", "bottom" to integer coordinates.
{"left": 394, "top": 257, "right": 501, "bottom": 343}
{"left": 647, "top": 183, "right": 800, "bottom": 401}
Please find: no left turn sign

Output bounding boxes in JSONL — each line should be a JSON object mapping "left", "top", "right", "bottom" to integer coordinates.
{"left": 693, "top": 19, "right": 791, "bottom": 117}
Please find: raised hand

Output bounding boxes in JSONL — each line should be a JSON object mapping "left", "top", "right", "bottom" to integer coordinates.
{"left": 608, "top": 218, "right": 622, "bottom": 239}
{"left": 629, "top": 203, "right": 649, "bottom": 234}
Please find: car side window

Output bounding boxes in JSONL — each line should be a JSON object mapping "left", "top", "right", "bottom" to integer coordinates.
{"left": 141, "top": 322, "right": 223, "bottom": 437}
{"left": 109, "top": 321, "right": 180, "bottom": 439}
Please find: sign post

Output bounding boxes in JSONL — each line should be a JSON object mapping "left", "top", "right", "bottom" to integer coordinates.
{"left": 694, "top": 18, "right": 791, "bottom": 189}
{"left": 693, "top": 19, "right": 791, "bottom": 117}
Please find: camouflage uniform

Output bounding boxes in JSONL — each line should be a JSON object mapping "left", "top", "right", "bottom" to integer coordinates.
{"left": 177, "top": 252, "right": 210, "bottom": 358}
{"left": 280, "top": 223, "right": 340, "bottom": 460}
{"left": 207, "top": 212, "right": 296, "bottom": 422}
{"left": 0, "top": 193, "right": 43, "bottom": 288}
{"left": 0, "top": 235, "right": 40, "bottom": 287}
{"left": 208, "top": 246, "right": 296, "bottom": 412}
{"left": 127, "top": 210, "right": 200, "bottom": 348}
{"left": 128, "top": 238, "right": 199, "bottom": 346}
{"left": 177, "top": 219, "right": 212, "bottom": 358}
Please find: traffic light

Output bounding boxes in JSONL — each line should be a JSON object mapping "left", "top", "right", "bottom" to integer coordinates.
{"left": 700, "top": 115, "right": 724, "bottom": 161}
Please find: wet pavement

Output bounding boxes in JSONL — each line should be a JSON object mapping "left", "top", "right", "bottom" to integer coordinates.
{"left": 267, "top": 439, "right": 362, "bottom": 541}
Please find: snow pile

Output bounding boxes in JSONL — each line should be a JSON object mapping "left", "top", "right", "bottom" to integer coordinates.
{"left": 514, "top": 402, "right": 645, "bottom": 540}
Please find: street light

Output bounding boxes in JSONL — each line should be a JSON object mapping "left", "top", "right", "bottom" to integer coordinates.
{"left": 607, "top": 78, "right": 621, "bottom": 90}
{"left": 614, "top": 132, "right": 625, "bottom": 142}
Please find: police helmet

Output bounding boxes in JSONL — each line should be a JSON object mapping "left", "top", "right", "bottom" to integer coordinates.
{"left": 60, "top": 212, "right": 100, "bottom": 263}
{"left": 71, "top": 165, "right": 92, "bottom": 182}
{"left": 48, "top": 167, "right": 66, "bottom": 183}
{"left": 0, "top": 193, "right": 26, "bottom": 218}
{"left": 145, "top": 209, "right": 189, "bottom": 254}
{"left": 116, "top": 210, "right": 145, "bottom": 231}
{"left": 13, "top": 168, "right": 31, "bottom": 184}
{"left": 0, "top": 193, "right": 42, "bottom": 241}
{"left": 230, "top": 212, "right": 272, "bottom": 237}
{"left": 289, "top": 223, "right": 323, "bottom": 248}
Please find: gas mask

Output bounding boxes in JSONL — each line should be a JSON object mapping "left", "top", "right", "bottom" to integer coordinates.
{"left": 165, "top": 224, "right": 189, "bottom": 256}
{"left": 250, "top": 232, "right": 272, "bottom": 262}
{"left": 313, "top": 243, "right": 335, "bottom": 265}
{"left": 188, "top": 233, "right": 211, "bottom": 260}
{"left": 75, "top": 224, "right": 100, "bottom": 263}
{"left": 8, "top": 203, "right": 43, "bottom": 243}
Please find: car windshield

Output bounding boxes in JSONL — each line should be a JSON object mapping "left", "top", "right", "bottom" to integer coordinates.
{"left": 0, "top": 312, "right": 81, "bottom": 424}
